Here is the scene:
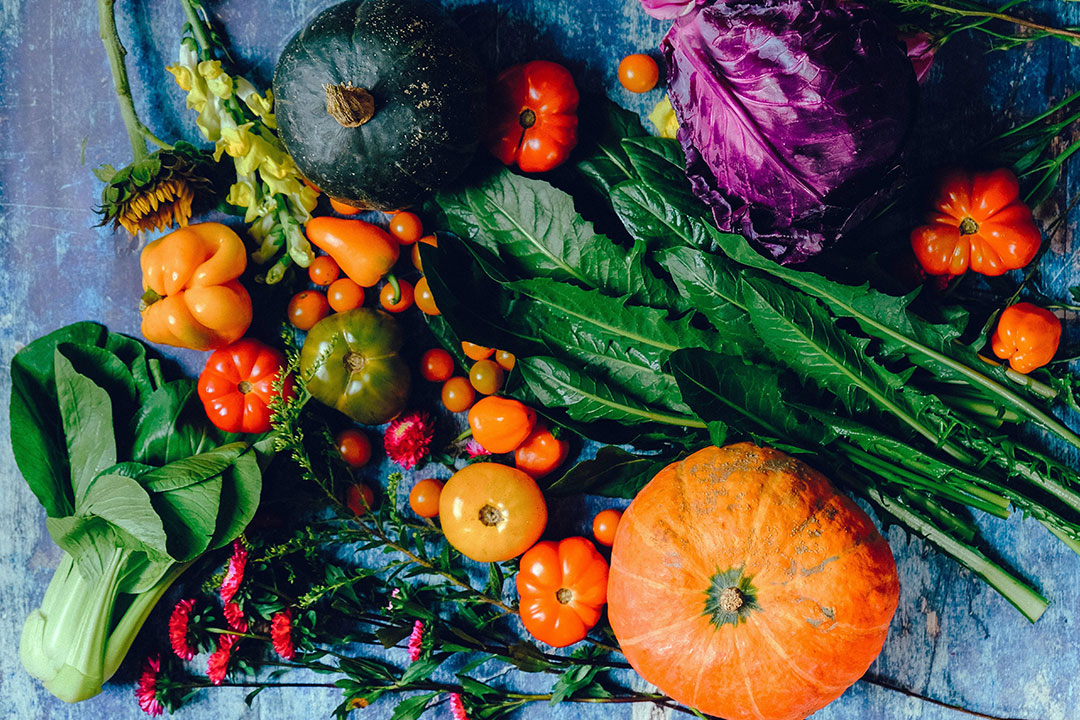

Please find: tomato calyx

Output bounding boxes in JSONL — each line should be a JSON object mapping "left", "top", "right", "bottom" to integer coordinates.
{"left": 237, "top": 380, "right": 254, "bottom": 394}
{"left": 478, "top": 504, "right": 504, "bottom": 526}
{"left": 556, "top": 588, "right": 573, "bottom": 604}
{"left": 519, "top": 108, "right": 537, "bottom": 129}
{"left": 344, "top": 351, "right": 367, "bottom": 373}
{"left": 959, "top": 217, "right": 979, "bottom": 235}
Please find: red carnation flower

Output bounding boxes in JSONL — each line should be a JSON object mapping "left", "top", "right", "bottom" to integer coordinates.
{"left": 223, "top": 600, "right": 248, "bottom": 633}
{"left": 135, "top": 654, "right": 164, "bottom": 717}
{"left": 220, "top": 540, "right": 248, "bottom": 605}
{"left": 168, "top": 598, "right": 198, "bottom": 661}
{"left": 271, "top": 609, "right": 296, "bottom": 660}
{"left": 449, "top": 692, "right": 469, "bottom": 720}
{"left": 384, "top": 411, "right": 435, "bottom": 469}
{"left": 407, "top": 619, "right": 425, "bottom": 662}
{"left": 207, "top": 633, "right": 238, "bottom": 686}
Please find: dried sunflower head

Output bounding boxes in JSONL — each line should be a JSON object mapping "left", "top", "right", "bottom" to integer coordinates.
{"left": 95, "top": 141, "right": 214, "bottom": 236}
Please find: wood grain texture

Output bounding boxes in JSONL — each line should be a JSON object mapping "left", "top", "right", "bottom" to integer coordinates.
{"left": 1, "top": 0, "right": 1078, "bottom": 718}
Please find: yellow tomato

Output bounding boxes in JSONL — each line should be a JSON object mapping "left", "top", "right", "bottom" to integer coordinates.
{"left": 439, "top": 463, "right": 547, "bottom": 562}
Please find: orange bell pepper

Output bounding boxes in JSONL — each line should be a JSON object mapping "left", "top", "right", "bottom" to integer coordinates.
{"left": 139, "top": 223, "right": 252, "bottom": 351}
{"left": 305, "top": 216, "right": 398, "bottom": 288}
{"left": 467, "top": 396, "right": 536, "bottom": 454}
{"left": 991, "top": 302, "right": 1061, "bottom": 374}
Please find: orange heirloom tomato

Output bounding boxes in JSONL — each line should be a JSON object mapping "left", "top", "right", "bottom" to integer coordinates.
{"left": 409, "top": 478, "right": 444, "bottom": 518}
{"left": 517, "top": 537, "right": 609, "bottom": 648}
{"left": 911, "top": 168, "right": 1040, "bottom": 277}
{"left": 487, "top": 60, "right": 579, "bottom": 173}
{"left": 991, "top": 302, "right": 1061, "bottom": 374}
{"left": 140, "top": 222, "right": 252, "bottom": 351}
{"left": 468, "top": 396, "right": 536, "bottom": 454}
{"left": 514, "top": 423, "right": 569, "bottom": 479}
{"left": 197, "top": 338, "right": 294, "bottom": 434}
{"left": 439, "top": 463, "right": 547, "bottom": 562}
{"left": 306, "top": 216, "right": 399, "bottom": 287}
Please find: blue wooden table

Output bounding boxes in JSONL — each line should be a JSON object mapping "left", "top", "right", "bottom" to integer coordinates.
{"left": 2, "top": 0, "right": 1079, "bottom": 718}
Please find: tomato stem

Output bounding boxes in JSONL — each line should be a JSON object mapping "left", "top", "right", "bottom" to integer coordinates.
{"left": 958, "top": 217, "right": 979, "bottom": 235}
{"left": 386, "top": 274, "right": 401, "bottom": 304}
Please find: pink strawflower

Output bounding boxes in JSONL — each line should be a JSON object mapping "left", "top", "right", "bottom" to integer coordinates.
{"left": 384, "top": 411, "right": 435, "bottom": 469}
{"left": 207, "top": 633, "right": 238, "bottom": 686}
{"left": 223, "top": 600, "right": 248, "bottom": 633}
{"left": 407, "top": 619, "right": 424, "bottom": 662}
{"left": 464, "top": 438, "right": 490, "bottom": 459}
{"left": 448, "top": 692, "right": 468, "bottom": 720}
{"left": 135, "top": 654, "right": 164, "bottom": 717}
{"left": 168, "top": 598, "right": 198, "bottom": 661}
{"left": 220, "top": 540, "right": 248, "bottom": 605}
{"left": 387, "top": 588, "right": 401, "bottom": 611}
{"left": 271, "top": 609, "right": 296, "bottom": 660}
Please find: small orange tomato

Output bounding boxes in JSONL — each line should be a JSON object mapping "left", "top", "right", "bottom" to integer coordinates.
{"left": 421, "top": 349, "right": 455, "bottom": 382}
{"left": 346, "top": 483, "right": 376, "bottom": 516}
{"left": 517, "top": 537, "right": 609, "bottom": 647}
{"left": 991, "top": 302, "right": 1061, "bottom": 374}
{"left": 309, "top": 255, "right": 341, "bottom": 286}
{"left": 495, "top": 350, "right": 516, "bottom": 372}
{"left": 327, "top": 278, "right": 365, "bottom": 312}
{"left": 514, "top": 423, "right": 569, "bottom": 479}
{"left": 441, "top": 376, "right": 476, "bottom": 413}
{"left": 591, "top": 509, "right": 623, "bottom": 548}
{"left": 469, "top": 359, "right": 505, "bottom": 395}
{"left": 618, "top": 54, "right": 659, "bottom": 94}
{"left": 439, "top": 463, "right": 547, "bottom": 562}
{"left": 336, "top": 429, "right": 372, "bottom": 468}
{"left": 468, "top": 396, "right": 536, "bottom": 454}
{"left": 329, "top": 197, "right": 362, "bottom": 215}
{"left": 412, "top": 235, "right": 438, "bottom": 272}
{"left": 389, "top": 211, "right": 423, "bottom": 245}
{"left": 414, "top": 276, "right": 440, "bottom": 316}
{"left": 288, "top": 290, "right": 330, "bottom": 330}
{"left": 409, "top": 478, "right": 444, "bottom": 518}
{"left": 379, "top": 279, "right": 415, "bottom": 313}
{"left": 462, "top": 341, "right": 494, "bottom": 361}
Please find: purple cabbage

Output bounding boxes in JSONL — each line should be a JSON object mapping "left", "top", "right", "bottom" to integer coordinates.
{"left": 662, "top": 0, "right": 917, "bottom": 263}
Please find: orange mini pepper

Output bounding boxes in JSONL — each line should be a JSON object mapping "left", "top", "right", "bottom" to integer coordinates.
{"left": 305, "top": 216, "right": 399, "bottom": 288}
{"left": 911, "top": 168, "right": 1040, "bottom": 277}
{"left": 139, "top": 222, "right": 252, "bottom": 351}
{"left": 517, "top": 537, "right": 609, "bottom": 648}
{"left": 991, "top": 302, "right": 1061, "bottom": 374}
{"left": 467, "top": 396, "right": 536, "bottom": 454}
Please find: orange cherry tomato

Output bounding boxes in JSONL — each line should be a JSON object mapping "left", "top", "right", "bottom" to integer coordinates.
{"left": 591, "top": 509, "right": 623, "bottom": 548}
{"left": 439, "top": 463, "right": 548, "bottom": 562}
{"left": 414, "top": 276, "right": 440, "bottom": 316}
{"left": 468, "top": 397, "right": 536, "bottom": 454}
{"left": 409, "top": 478, "right": 444, "bottom": 518}
{"left": 412, "top": 235, "right": 438, "bottom": 272}
{"left": 517, "top": 537, "right": 608, "bottom": 647}
{"left": 306, "top": 216, "right": 399, "bottom": 287}
{"left": 618, "top": 54, "right": 659, "bottom": 93}
{"left": 469, "top": 359, "right": 505, "bottom": 395}
{"left": 379, "top": 279, "right": 415, "bottom": 313}
{"left": 327, "top": 278, "right": 365, "bottom": 312}
{"left": 991, "top": 302, "right": 1061, "bottom": 374}
{"left": 514, "top": 423, "right": 569, "bottom": 479}
{"left": 346, "top": 483, "right": 376, "bottom": 516}
{"left": 329, "top": 197, "right": 362, "bottom": 215}
{"left": 336, "top": 429, "right": 372, "bottom": 468}
{"left": 389, "top": 211, "right": 423, "bottom": 245}
{"left": 441, "top": 376, "right": 476, "bottom": 413}
{"left": 421, "top": 349, "right": 455, "bottom": 382}
{"left": 308, "top": 255, "right": 341, "bottom": 286}
{"left": 495, "top": 350, "right": 516, "bottom": 372}
{"left": 288, "top": 290, "right": 330, "bottom": 331}
{"left": 462, "top": 341, "right": 494, "bottom": 361}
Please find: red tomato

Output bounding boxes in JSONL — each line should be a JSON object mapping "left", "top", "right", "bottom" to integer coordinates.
{"left": 487, "top": 61, "right": 579, "bottom": 173}
{"left": 327, "top": 278, "right": 365, "bottom": 312}
{"left": 336, "top": 429, "right": 372, "bottom": 468}
{"left": 421, "top": 349, "right": 455, "bottom": 382}
{"left": 198, "top": 338, "right": 295, "bottom": 434}
{"left": 346, "top": 483, "right": 376, "bottom": 516}
{"left": 309, "top": 255, "right": 341, "bottom": 286}
{"left": 389, "top": 211, "right": 423, "bottom": 245}
{"left": 514, "top": 423, "right": 569, "bottom": 478}
{"left": 517, "top": 537, "right": 608, "bottom": 647}
{"left": 379, "top": 279, "right": 415, "bottom": 313}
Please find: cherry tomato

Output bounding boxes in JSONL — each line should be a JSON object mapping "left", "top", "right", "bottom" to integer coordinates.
{"left": 308, "top": 255, "right": 341, "bottom": 286}
{"left": 592, "top": 508, "right": 623, "bottom": 547}
{"left": 618, "top": 54, "right": 659, "bottom": 93}
{"left": 462, "top": 341, "right": 494, "bottom": 361}
{"left": 469, "top": 359, "right": 505, "bottom": 395}
{"left": 441, "top": 376, "right": 476, "bottom": 413}
{"left": 412, "top": 235, "right": 437, "bottom": 272}
{"left": 414, "top": 276, "right": 440, "bottom": 316}
{"left": 346, "top": 483, "right": 376, "bottom": 516}
{"left": 336, "top": 429, "right": 372, "bottom": 468}
{"left": 421, "top": 349, "right": 455, "bottom": 382}
{"left": 329, "top": 197, "right": 362, "bottom": 215}
{"left": 409, "top": 478, "right": 444, "bottom": 518}
{"left": 495, "top": 350, "right": 516, "bottom": 372}
{"left": 514, "top": 423, "right": 569, "bottom": 479}
{"left": 327, "top": 278, "right": 365, "bottom": 312}
{"left": 288, "top": 290, "right": 330, "bottom": 331}
{"left": 439, "top": 463, "right": 547, "bottom": 562}
{"left": 468, "top": 397, "right": 536, "bottom": 454}
{"left": 379, "top": 279, "right": 415, "bottom": 313}
{"left": 389, "top": 211, "right": 423, "bottom": 245}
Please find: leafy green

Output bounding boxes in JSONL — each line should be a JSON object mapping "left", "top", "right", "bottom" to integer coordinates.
{"left": 547, "top": 445, "right": 680, "bottom": 498}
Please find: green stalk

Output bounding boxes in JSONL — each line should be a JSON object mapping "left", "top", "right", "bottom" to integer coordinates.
{"left": 909, "top": 0, "right": 1080, "bottom": 43}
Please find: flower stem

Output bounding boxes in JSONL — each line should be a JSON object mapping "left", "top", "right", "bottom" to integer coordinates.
{"left": 916, "top": 1, "right": 1080, "bottom": 43}
{"left": 179, "top": 0, "right": 214, "bottom": 54}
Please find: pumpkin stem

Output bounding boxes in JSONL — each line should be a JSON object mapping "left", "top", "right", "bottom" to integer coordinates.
{"left": 959, "top": 217, "right": 979, "bottom": 235}
{"left": 704, "top": 566, "right": 759, "bottom": 628}
{"left": 344, "top": 351, "right": 367, "bottom": 373}
{"left": 478, "top": 504, "right": 504, "bottom": 527}
{"left": 325, "top": 83, "right": 375, "bottom": 128}
{"left": 237, "top": 380, "right": 253, "bottom": 394}
{"left": 718, "top": 587, "right": 743, "bottom": 613}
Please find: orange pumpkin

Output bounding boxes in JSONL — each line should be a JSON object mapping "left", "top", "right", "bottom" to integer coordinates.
{"left": 607, "top": 444, "right": 898, "bottom": 720}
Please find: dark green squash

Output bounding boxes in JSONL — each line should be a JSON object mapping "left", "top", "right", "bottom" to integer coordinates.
{"left": 273, "top": 0, "right": 486, "bottom": 211}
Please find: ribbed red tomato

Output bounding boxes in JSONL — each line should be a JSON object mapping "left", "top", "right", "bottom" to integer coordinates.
{"left": 198, "top": 338, "right": 294, "bottom": 433}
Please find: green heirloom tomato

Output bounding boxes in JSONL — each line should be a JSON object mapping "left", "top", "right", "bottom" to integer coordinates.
{"left": 300, "top": 308, "right": 411, "bottom": 425}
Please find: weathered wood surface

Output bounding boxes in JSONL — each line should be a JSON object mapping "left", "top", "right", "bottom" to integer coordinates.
{"left": 1, "top": 0, "right": 1078, "bottom": 718}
